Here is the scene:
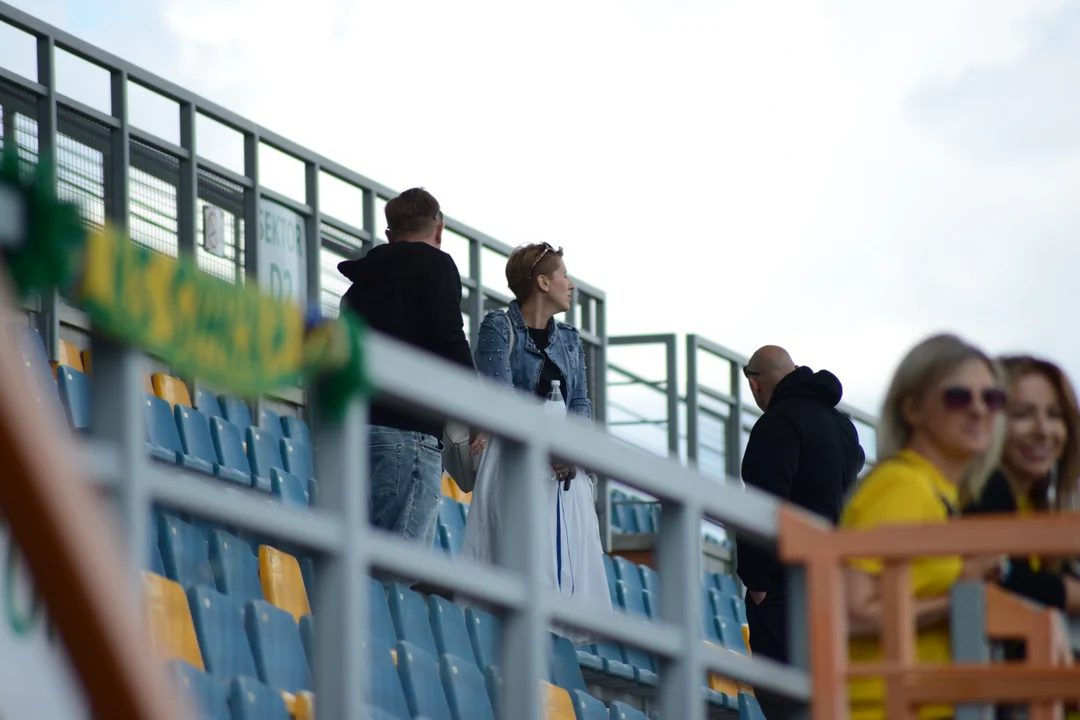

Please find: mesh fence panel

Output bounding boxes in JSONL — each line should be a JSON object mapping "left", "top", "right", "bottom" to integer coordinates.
{"left": 197, "top": 170, "right": 246, "bottom": 284}
{"left": 56, "top": 107, "right": 108, "bottom": 230}
{"left": 319, "top": 223, "right": 363, "bottom": 318}
{"left": 130, "top": 139, "right": 179, "bottom": 257}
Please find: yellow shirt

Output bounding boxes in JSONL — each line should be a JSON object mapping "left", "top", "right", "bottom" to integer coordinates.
{"left": 841, "top": 449, "right": 962, "bottom": 720}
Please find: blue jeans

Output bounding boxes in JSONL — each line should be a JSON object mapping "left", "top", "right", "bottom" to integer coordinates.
{"left": 368, "top": 426, "right": 443, "bottom": 547}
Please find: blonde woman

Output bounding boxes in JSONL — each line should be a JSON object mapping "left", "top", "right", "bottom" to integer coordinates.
{"left": 842, "top": 334, "right": 1007, "bottom": 720}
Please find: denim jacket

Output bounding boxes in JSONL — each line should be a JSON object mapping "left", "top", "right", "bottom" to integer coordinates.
{"left": 474, "top": 301, "right": 592, "bottom": 420}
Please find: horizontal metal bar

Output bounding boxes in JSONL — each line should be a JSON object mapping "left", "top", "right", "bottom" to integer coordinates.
{"left": 321, "top": 235, "right": 362, "bottom": 262}
{"left": 320, "top": 212, "right": 371, "bottom": 244}
{"left": 196, "top": 157, "right": 254, "bottom": 190}
{"left": 260, "top": 187, "right": 311, "bottom": 216}
{"left": 80, "top": 438, "right": 120, "bottom": 486}
{"left": 317, "top": 161, "right": 390, "bottom": 199}
{"left": 366, "top": 332, "right": 780, "bottom": 541}
{"left": 547, "top": 602, "right": 683, "bottom": 658}
{"left": 609, "top": 334, "right": 677, "bottom": 347}
{"left": 0, "top": 64, "right": 45, "bottom": 96}
{"left": 143, "top": 466, "right": 345, "bottom": 553}
{"left": 129, "top": 126, "right": 190, "bottom": 161}
{"left": 55, "top": 94, "right": 120, "bottom": 130}
{"left": 701, "top": 644, "right": 811, "bottom": 701}
{"left": 577, "top": 329, "right": 601, "bottom": 347}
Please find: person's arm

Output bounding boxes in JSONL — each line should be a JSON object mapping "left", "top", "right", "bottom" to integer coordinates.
{"left": 1001, "top": 558, "right": 1067, "bottom": 610}
{"left": 567, "top": 333, "right": 592, "bottom": 420}
{"left": 846, "top": 566, "right": 952, "bottom": 637}
{"left": 474, "top": 313, "right": 513, "bottom": 389}
{"left": 735, "top": 412, "right": 801, "bottom": 595}
{"left": 427, "top": 253, "right": 475, "bottom": 371}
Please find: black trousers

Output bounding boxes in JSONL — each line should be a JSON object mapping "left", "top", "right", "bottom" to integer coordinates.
{"left": 745, "top": 597, "right": 807, "bottom": 720}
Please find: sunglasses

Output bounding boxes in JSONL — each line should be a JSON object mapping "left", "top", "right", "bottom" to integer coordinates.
{"left": 743, "top": 365, "right": 760, "bottom": 378}
{"left": 942, "top": 386, "right": 1008, "bottom": 413}
{"left": 528, "top": 242, "right": 556, "bottom": 279}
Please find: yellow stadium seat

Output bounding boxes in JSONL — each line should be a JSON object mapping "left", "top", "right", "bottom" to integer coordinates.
{"left": 80, "top": 349, "right": 92, "bottom": 375}
{"left": 142, "top": 571, "right": 204, "bottom": 670}
{"left": 543, "top": 681, "right": 575, "bottom": 720}
{"left": 442, "top": 472, "right": 456, "bottom": 498}
{"left": 50, "top": 339, "right": 84, "bottom": 377}
{"left": 259, "top": 545, "right": 311, "bottom": 622}
{"left": 294, "top": 691, "right": 315, "bottom": 720}
{"left": 705, "top": 641, "right": 740, "bottom": 698}
{"left": 153, "top": 373, "right": 192, "bottom": 408}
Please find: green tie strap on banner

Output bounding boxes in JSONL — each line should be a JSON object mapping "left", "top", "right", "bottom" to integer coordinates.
{"left": 304, "top": 309, "right": 370, "bottom": 423}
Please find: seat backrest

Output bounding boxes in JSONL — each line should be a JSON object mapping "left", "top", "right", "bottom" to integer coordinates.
{"left": 429, "top": 595, "right": 477, "bottom": 666}
{"left": 631, "top": 503, "right": 656, "bottom": 534}
{"left": 709, "top": 589, "right": 737, "bottom": 622}
{"left": 738, "top": 690, "right": 768, "bottom": 720}
{"left": 168, "top": 660, "right": 229, "bottom": 720}
{"left": 144, "top": 393, "right": 183, "bottom": 452}
{"left": 550, "top": 633, "right": 587, "bottom": 693}
{"left": 638, "top": 565, "right": 660, "bottom": 598}
{"left": 194, "top": 387, "right": 223, "bottom": 418}
{"left": 244, "top": 599, "right": 313, "bottom": 694}
{"left": 387, "top": 582, "right": 438, "bottom": 656}
{"left": 612, "top": 556, "right": 646, "bottom": 599}
{"left": 369, "top": 578, "right": 398, "bottom": 648}
{"left": 218, "top": 394, "right": 253, "bottom": 429}
{"left": 281, "top": 437, "right": 314, "bottom": 479}
{"left": 56, "top": 366, "right": 91, "bottom": 431}
{"left": 247, "top": 427, "right": 285, "bottom": 477}
{"left": 298, "top": 613, "right": 314, "bottom": 667}
{"left": 56, "top": 338, "right": 83, "bottom": 372}
{"left": 158, "top": 514, "right": 216, "bottom": 589}
{"left": 440, "top": 653, "right": 494, "bottom": 720}
{"left": 702, "top": 586, "right": 721, "bottom": 643}
{"left": 142, "top": 571, "right": 204, "bottom": 670}
{"left": 571, "top": 689, "right": 608, "bottom": 720}
{"left": 362, "top": 636, "right": 410, "bottom": 720}
{"left": 609, "top": 700, "right": 649, "bottom": 720}
{"left": 187, "top": 585, "right": 259, "bottom": 680}
{"left": 207, "top": 529, "right": 263, "bottom": 603}
{"left": 11, "top": 324, "right": 65, "bottom": 419}
{"left": 542, "top": 682, "right": 576, "bottom": 720}
{"left": 437, "top": 499, "right": 466, "bottom": 555}
{"left": 258, "top": 545, "right": 311, "bottom": 622}
{"left": 153, "top": 373, "right": 192, "bottom": 408}
{"left": 294, "top": 691, "right": 316, "bottom": 720}
{"left": 228, "top": 676, "right": 291, "bottom": 720}
{"left": 396, "top": 641, "right": 452, "bottom": 720}
{"left": 210, "top": 417, "right": 251, "bottom": 474}
{"left": 718, "top": 616, "right": 749, "bottom": 654}
{"left": 715, "top": 573, "right": 739, "bottom": 596}
{"left": 281, "top": 416, "right": 310, "bottom": 444}
{"left": 465, "top": 607, "right": 501, "bottom": 669}
{"left": 175, "top": 405, "right": 219, "bottom": 466}
{"left": 259, "top": 407, "right": 283, "bottom": 436}
{"left": 615, "top": 580, "right": 648, "bottom": 618}
{"left": 601, "top": 555, "right": 618, "bottom": 606}
{"left": 271, "top": 471, "right": 309, "bottom": 507}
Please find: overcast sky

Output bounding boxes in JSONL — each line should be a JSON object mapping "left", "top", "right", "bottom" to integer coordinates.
{"left": 3, "top": 0, "right": 1079, "bottom": 422}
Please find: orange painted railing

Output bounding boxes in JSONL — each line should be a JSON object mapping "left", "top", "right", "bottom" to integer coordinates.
{"left": 780, "top": 506, "right": 1080, "bottom": 720}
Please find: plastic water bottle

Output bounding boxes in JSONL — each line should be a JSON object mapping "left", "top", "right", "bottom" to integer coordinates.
{"left": 543, "top": 380, "right": 565, "bottom": 416}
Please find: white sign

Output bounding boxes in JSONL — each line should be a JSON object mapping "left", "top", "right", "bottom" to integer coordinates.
{"left": 0, "top": 524, "right": 89, "bottom": 720}
{"left": 257, "top": 199, "right": 307, "bottom": 308}
{"left": 203, "top": 205, "right": 225, "bottom": 257}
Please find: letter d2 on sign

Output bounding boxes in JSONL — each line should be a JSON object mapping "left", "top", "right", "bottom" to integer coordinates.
{"left": 257, "top": 199, "right": 307, "bottom": 308}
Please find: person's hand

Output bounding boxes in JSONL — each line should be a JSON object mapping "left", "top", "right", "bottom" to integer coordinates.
{"left": 469, "top": 431, "right": 487, "bottom": 457}
{"left": 552, "top": 462, "right": 574, "bottom": 483}
{"left": 749, "top": 590, "right": 767, "bottom": 605}
{"left": 961, "top": 555, "right": 1004, "bottom": 582}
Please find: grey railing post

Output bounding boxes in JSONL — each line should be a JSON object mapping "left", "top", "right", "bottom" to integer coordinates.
{"left": 951, "top": 581, "right": 993, "bottom": 720}
{"left": 658, "top": 498, "right": 705, "bottom": 720}
{"left": 686, "top": 335, "right": 699, "bottom": 468}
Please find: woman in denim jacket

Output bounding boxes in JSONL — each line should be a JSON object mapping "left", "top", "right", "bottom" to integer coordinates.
{"left": 462, "top": 242, "right": 612, "bottom": 635}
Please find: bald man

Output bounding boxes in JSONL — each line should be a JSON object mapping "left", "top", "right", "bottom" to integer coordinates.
{"left": 736, "top": 346, "right": 864, "bottom": 719}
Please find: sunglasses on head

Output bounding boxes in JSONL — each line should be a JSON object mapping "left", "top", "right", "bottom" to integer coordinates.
{"left": 942, "top": 386, "right": 1007, "bottom": 412}
{"left": 527, "top": 242, "right": 557, "bottom": 279}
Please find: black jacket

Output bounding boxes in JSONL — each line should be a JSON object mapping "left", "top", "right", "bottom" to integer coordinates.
{"left": 736, "top": 367, "right": 865, "bottom": 597}
{"left": 338, "top": 242, "right": 474, "bottom": 438}
{"left": 965, "top": 471, "right": 1071, "bottom": 610}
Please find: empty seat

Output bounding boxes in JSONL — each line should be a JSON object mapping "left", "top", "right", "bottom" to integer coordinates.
{"left": 143, "top": 571, "right": 203, "bottom": 669}
{"left": 702, "top": 587, "right": 722, "bottom": 644}
{"left": 588, "top": 642, "right": 634, "bottom": 682}
{"left": 639, "top": 565, "right": 660, "bottom": 599}
{"left": 158, "top": 514, "right": 216, "bottom": 590}
{"left": 387, "top": 582, "right": 438, "bottom": 656}
{"left": 610, "top": 700, "right": 648, "bottom": 720}
{"left": 397, "top": 641, "right": 452, "bottom": 720}
{"left": 363, "top": 636, "right": 411, "bottom": 719}
{"left": 11, "top": 324, "right": 64, "bottom": 418}
{"left": 602, "top": 555, "right": 618, "bottom": 607}
{"left": 144, "top": 394, "right": 215, "bottom": 473}
{"left": 194, "top": 387, "right": 223, "bottom": 418}
{"left": 208, "top": 529, "right": 263, "bottom": 603}
{"left": 440, "top": 653, "right": 495, "bottom": 720}
{"left": 54, "top": 338, "right": 83, "bottom": 372}
{"left": 715, "top": 573, "right": 739, "bottom": 597}
{"left": 281, "top": 416, "right": 310, "bottom": 444}
{"left": 550, "top": 634, "right": 587, "bottom": 693}
{"left": 299, "top": 613, "right": 314, "bottom": 667}
{"left": 466, "top": 607, "right": 501, "bottom": 669}
{"left": 56, "top": 366, "right": 91, "bottom": 432}
{"left": 437, "top": 499, "right": 466, "bottom": 556}
{"left": 616, "top": 580, "right": 648, "bottom": 618}
{"left": 176, "top": 405, "right": 252, "bottom": 487}
{"left": 612, "top": 556, "right": 647, "bottom": 600}
{"left": 632, "top": 504, "right": 655, "bottom": 534}
{"left": 429, "top": 595, "right": 477, "bottom": 666}
{"left": 543, "top": 682, "right": 576, "bottom": 720}
{"left": 168, "top": 660, "right": 229, "bottom": 720}
{"left": 245, "top": 599, "right": 313, "bottom": 694}
{"left": 209, "top": 417, "right": 266, "bottom": 492}
{"left": 150, "top": 535, "right": 166, "bottom": 576}
{"left": 719, "top": 617, "right": 749, "bottom": 654}
{"left": 229, "top": 676, "right": 291, "bottom": 720}
{"left": 80, "top": 348, "right": 92, "bottom": 374}
{"left": 361, "top": 704, "right": 404, "bottom": 720}
{"left": 187, "top": 585, "right": 259, "bottom": 680}
{"left": 281, "top": 437, "right": 314, "bottom": 480}
{"left": 247, "top": 427, "right": 286, "bottom": 479}
{"left": 259, "top": 545, "right": 311, "bottom": 622}
{"left": 272, "top": 471, "right": 309, "bottom": 507}
{"left": 259, "top": 407, "right": 283, "bottom": 437}
{"left": 294, "top": 692, "right": 316, "bottom": 720}
{"left": 219, "top": 394, "right": 253, "bottom": 429}
{"left": 369, "top": 578, "right": 398, "bottom": 648}
{"left": 571, "top": 689, "right": 608, "bottom": 720}
{"left": 738, "top": 691, "right": 767, "bottom": 720}
{"left": 153, "top": 373, "right": 193, "bottom": 408}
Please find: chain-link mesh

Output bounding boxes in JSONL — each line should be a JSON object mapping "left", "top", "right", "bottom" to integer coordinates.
{"left": 319, "top": 223, "right": 363, "bottom": 318}
{"left": 197, "top": 170, "right": 246, "bottom": 284}
{"left": 129, "top": 139, "right": 179, "bottom": 257}
{"left": 56, "top": 106, "right": 108, "bottom": 230}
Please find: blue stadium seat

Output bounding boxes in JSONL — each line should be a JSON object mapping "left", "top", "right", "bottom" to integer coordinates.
{"left": 208, "top": 529, "right": 263, "bottom": 604}
{"left": 209, "top": 417, "right": 268, "bottom": 492}
{"left": 715, "top": 573, "right": 739, "bottom": 597}
{"left": 144, "top": 394, "right": 215, "bottom": 473}
{"left": 718, "top": 617, "right": 749, "bottom": 655}
{"left": 300, "top": 557, "right": 316, "bottom": 601}
{"left": 158, "top": 514, "right": 216, "bottom": 589}
{"left": 259, "top": 407, "right": 283, "bottom": 437}
{"left": 56, "top": 366, "right": 91, "bottom": 432}
{"left": 271, "top": 471, "right": 309, "bottom": 507}
{"left": 175, "top": 405, "right": 252, "bottom": 487}
{"left": 281, "top": 437, "right": 314, "bottom": 481}
{"left": 437, "top": 499, "right": 466, "bottom": 555}
{"left": 429, "top": 595, "right": 477, "bottom": 666}
{"left": 731, "top": 595, "right": 748, "bottom": 625}
{"left": 281, "top": 416, "right": 311, "bottom": 445}
{"left": 361, "top": 705, "right": 406, "bottom": 720}
{"left": 709, "top": 589, "right": 738, "bottom": 623}
{"left": 247, "top": 427, "right": 286, "bottom": 480}
{"left": 632, "top": 504, "right": 655, "bottom": 534}
{"left": 11, "top": 324, "right": 64, "bottom": 417}
{"left": 150, "top": 536, "right": 166, "bottom": 576}
{"left": 187, "top": 586, "right": 259, "bottom": 680}
{"left": 168, "top": 660, "right": 230, "bottom": 720}
{"left": 614, "top": 503, "right": 639, "bottom": 533}
{"left": 466, "top": 607, "right": 501, "bottom": 670}
{"left": 702, "top": 587, "right": 722, "bottom": 644}
{"left": 587, "top": 641, "right": 635, "bottom": 682}
{"left": 369, "top": 578, "right": 398, "bottom": 648}
{"left": 194, "top": 388, "right": 223, "bottom": 418}
{"left": 571, "top": 689, "right": 608, "bottom": 720}
{"left": 639, "top": 565, "right": 660, "bottom": 600}
{"left": 387, "top": 583, "right": 439, "bottom": 656}
{"left": 619, "top": 643, "right": 657, "bottom": 687}
{"left": 244, "top": 599, "right": 313, "bottom": 694}
{"left": 229, "top": 676, "right": 291, "bottom": 720}
{"left": 612, "top": 557, "right": 646, "bottom": 599}
{"left": 396, "top": 641, "right": 452, "bottom": 720}
{"left": 362, "top": 636, "right": 411, "bottom": 719}
{"left": 615, "top": 580, "right": 648, "bottom": 618}
{"left": 440, "top": 653, "right": 495, "bottom": 720}
{"left": 641, "top": 589, "right": 657, "bottom": 619}
{"left": 610, "top": 700, "right": 648, "bottom": 720}
{"left": 550, "top": 634, "right": 587, "bottom": 693}
{"left": 738, "top": 691, "right": 767, "bottom": 720}
{"left": 219, "top": 395, "right": 252, "bottom": 430}
{"left": 602, "top": 555, "right": 619, "bottom": 607}
{"left": 483, "top": 665, "right": 501, "bottom": 712}
{"left": 299, "top": 613, "right": 314, "bottom": 667}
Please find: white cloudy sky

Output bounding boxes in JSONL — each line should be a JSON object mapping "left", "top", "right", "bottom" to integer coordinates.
{"left": 3, "top": 0, "right": 1079, "bottom": 420}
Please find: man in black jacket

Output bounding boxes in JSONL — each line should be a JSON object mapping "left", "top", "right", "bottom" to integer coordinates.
{"left": 736, "top": 345, "right": 864, "bottom": 719}
{"left": 338, "top": 188, "right": 480, "bottom": 547}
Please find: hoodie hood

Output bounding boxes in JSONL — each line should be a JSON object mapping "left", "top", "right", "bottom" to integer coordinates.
{"left": 338, "top": 243, "right": 390, "bottom": 283}
{"left": 769, "top": 366, "right": 843, "bottom": 409}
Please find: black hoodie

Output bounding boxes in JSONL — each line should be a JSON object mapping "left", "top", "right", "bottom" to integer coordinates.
{"left": 735, "top": 366, "right": 865, "bottom": 597}
{"left": 338, "top": 242, "right": 474, "bottom": 438}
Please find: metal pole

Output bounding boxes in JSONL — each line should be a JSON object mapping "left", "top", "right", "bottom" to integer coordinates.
{"left": 243, "top": 133, "right": 260, "bottom": 285}
{"left": 665, "top": 335, "right": 679, "bottom": 460}
{"left": 177, "top": 102, "right": 197, "bottom": 257}
{"left": 36, "top": 36, "right": 59, "bottom": 361}
{"left": 727, "top": 357, "right": 743, "bottom": 479}
{"left": 469, "top": 237, "right": 483, "bottom": 350}
{"left": 951, "top": 582, "right": 993, "bottom": 720}
{"left": 657, "top": 498, "right": 705, "bottom": 720}
{"left": 686, "top": 335, "right": 699, "bottom": 468}
{"left": 304, "top": 162, "right": 321, "bottom": 309}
